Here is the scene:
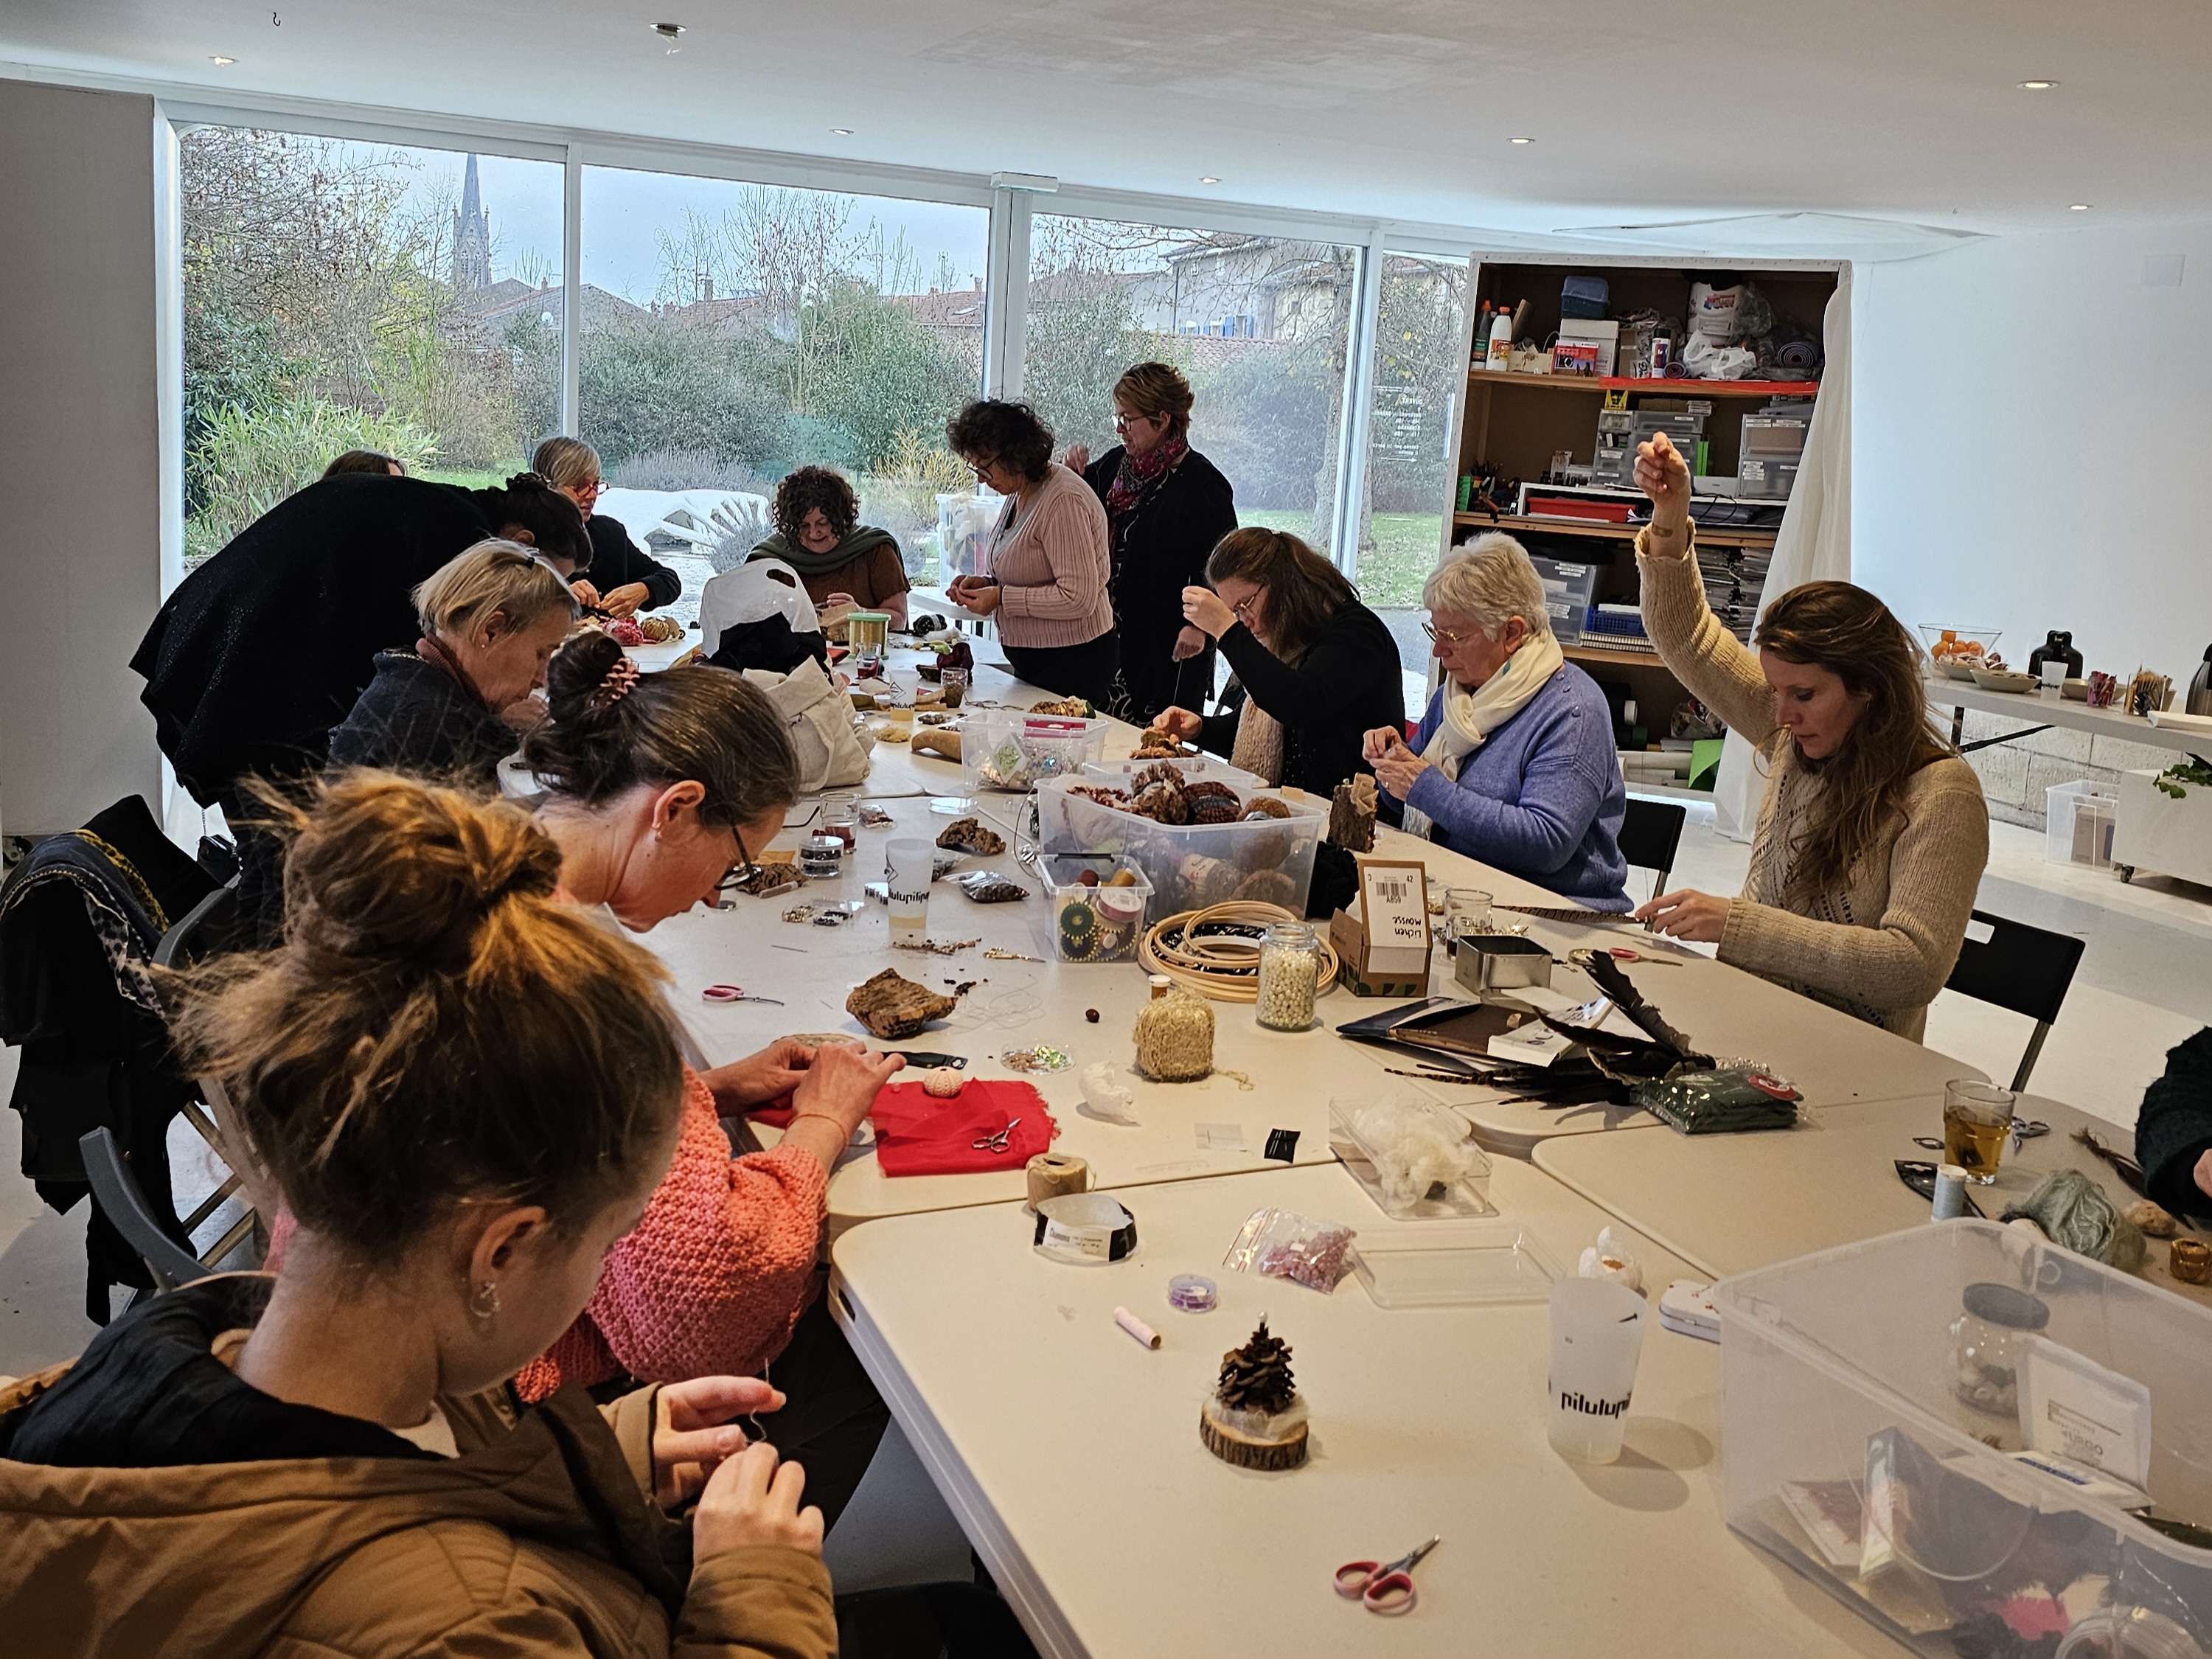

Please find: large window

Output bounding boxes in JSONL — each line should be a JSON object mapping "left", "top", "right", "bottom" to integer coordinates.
{"left": 178, "top": 128, "right": 563, "bottom": 561}
{"left": 579, "top": 167, "right": 990, "bottom": 597}
{"left": 1023, "top": 215, "right": 1360, "bottom": 554}
{"left": 1356, "top": 253, "right": 1472, "bottom": 676}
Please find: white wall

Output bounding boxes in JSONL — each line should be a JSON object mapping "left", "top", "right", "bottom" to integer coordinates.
{"left": 1854, "top": 221, "right": 2212, "bottom": 692}
{"left": 0, "top": 81, "right": 166, "bottom": 838}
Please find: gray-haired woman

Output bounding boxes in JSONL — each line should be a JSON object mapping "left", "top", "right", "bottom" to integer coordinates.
{"left": 1361, "top": 533, "right": 1630, "bottom": 911}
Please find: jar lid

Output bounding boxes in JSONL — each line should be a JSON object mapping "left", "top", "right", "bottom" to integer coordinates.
{"left": 806, "top": 835, "right": 844, "bottom": 854}
{"left": 1962, "top": 1281, "right": 2051, "bottom": 1330}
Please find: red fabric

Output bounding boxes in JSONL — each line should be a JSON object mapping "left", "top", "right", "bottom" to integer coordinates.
{"left": 751, "top": 1079, "right": 1057, "bottom": 1177}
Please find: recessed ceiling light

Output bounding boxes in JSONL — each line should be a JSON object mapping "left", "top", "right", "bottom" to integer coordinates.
{"left": 2069, "top": 203, "right": 2093, "bottom": 211}
{"left": 830, "top": 128, "right": 854, "bottom": 136}
{"left": 209, "top": 55, "right": 236, "bottom": 66}
{"left": 2017, "top": 79, "right": 2059, "bottom": 90}
{"left": 650, "top": 21, "right": 684, "bottom": 37}
{"left": 1509, "top": 136, "right": 1534, "bottom": 145}
{"left": 1198, "top": 175, "right": 1220, "bottom": 184}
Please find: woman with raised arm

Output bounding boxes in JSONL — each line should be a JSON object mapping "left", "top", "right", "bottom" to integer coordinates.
{"left": 1630, "top": 431, "right": 1987, "bottom": 1037}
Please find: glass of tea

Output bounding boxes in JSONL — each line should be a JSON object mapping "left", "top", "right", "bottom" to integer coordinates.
{"left": 1942, "top": 1079, "right": 2017, "bottom": 1185}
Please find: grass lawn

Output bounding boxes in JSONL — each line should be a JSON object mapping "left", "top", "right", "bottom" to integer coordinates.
{"left": 1239, "top": 509, "right": 1444, "bottom": 609}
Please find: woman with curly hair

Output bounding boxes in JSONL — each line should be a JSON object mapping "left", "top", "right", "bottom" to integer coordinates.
{"left": 748, "top": 465, "right": 909, "bottom": 630}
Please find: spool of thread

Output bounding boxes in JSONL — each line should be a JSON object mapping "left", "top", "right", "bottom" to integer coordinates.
{"left": 1026, "top": 1151, "right": 1090, "bottom": 1208}
{"left": 1167, "top": 1273, "right": 1217, "bottom": 1312}
{"left": 1932, "top": 1164, "right": 1970, "bottom": 1222}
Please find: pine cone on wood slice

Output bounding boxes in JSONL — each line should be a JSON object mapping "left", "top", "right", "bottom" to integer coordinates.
{"left": 1216, "top": 1318, "right": 1297, "bottom": 1413}
{"left": 1200, "top": 1318, "right": 1308, "bottom": 1470}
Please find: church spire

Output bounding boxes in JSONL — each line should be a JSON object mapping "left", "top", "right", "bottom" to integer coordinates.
{"left": 452, "top": 153, "right": 492, "bottom": 291}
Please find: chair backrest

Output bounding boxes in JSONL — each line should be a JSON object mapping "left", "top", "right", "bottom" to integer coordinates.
{"left": 78, "top": 1128, "right": 212, "bottom": 1293}
{"left": 1617, "top": 798, "right": 1688, "bottom": 896}
{"left": 153, "top": 883, "right": 240, "bottom": 970}
{"left": 1942, "top": 909, "right": 2085, "bottom": 1091}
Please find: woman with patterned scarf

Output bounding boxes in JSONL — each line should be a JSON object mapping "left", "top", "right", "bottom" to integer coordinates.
{"left": 1064, "top": 363, "right": 1238, "bottom": 723}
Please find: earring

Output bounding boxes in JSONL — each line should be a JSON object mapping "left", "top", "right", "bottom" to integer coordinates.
{"left": 470, "top": 1279, "right": 501, "bottom": 1322}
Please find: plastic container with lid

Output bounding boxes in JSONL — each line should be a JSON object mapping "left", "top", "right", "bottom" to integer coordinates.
{"left": 1035, "top": 776, "right": 1327, "bottom": 915}
{"left": 961, "top": 709, "right": 1110, "bottom": 795}
{"left": 1037, "top": 854, "right": 1153, "bottom": 963}
{"left": 1950, "top": 1281, "right": 2050, "bottom": 1424}
{"left": 2045, "top": 780, "right": 2118, "bottom": 869}
{"left": 1712, "top": 1222, "right": 2212, "bottom": 1655}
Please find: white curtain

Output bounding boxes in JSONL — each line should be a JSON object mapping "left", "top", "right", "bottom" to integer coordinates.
{"left": 1711, "top": 265, "right": 1854, "bottom": 838}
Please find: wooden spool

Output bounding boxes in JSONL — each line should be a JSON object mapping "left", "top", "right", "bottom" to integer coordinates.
{"left": 1199, "top": 1399, "right": 1309, "bottom": 1471}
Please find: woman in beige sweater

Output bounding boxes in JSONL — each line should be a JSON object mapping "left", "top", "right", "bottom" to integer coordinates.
{"left": 1630, "top": 433, "right": 1987, "bottom": 1040}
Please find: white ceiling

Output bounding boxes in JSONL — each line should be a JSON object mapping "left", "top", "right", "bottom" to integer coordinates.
{"left": 4, "top": 0, "right": 2208, "bottom": 245}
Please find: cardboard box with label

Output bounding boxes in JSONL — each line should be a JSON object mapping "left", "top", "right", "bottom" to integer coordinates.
{"left": 1331, "top": 857, "right": 1433, "bottom": 997}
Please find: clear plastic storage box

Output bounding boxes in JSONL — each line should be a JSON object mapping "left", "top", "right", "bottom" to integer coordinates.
{"left": 1080, "top": 756, "right": 1268, "bottom": 794}
{"left": 1035, "top": 854, "right": 1154, "bottom": 963}
{"left": 2045, "top": 780, "right": 2118, "bottom": 869}
{"left": 1034, "top": 776, "right": 1328, "bottom": 915}
{"left": 959, "top": 709, "right": 1110, "bottom": 796}
{"left": 1712, "top": 1222, "right": 2212, "bottom": 1656}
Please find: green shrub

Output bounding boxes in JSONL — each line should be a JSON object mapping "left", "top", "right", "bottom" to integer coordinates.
{"left": 184, "top": 395, "right": 437, "bottom": 560}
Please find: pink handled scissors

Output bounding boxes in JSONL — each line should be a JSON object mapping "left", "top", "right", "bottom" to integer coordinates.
{"left": 1333, "top": 1534, "right": 1439, "bottom": 1615}
{"left": 701, "top": 984, "right": 785, "bottom": 1005}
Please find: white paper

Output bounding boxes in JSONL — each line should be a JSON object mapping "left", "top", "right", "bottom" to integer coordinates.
{"left": 2020, "top": 1338, "right": 2152, "bottom": 1489}
{"left": 1195, "top": 1123, "right": 1247, "bottom": 1151}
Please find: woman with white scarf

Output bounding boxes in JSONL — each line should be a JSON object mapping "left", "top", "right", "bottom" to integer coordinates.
{"left": 1363, "top": 535, "right": 1631, "bottom": 911}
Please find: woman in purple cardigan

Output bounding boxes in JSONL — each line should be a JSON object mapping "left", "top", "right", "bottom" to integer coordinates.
{"left": 1363, "top": 534, "right": 1631, "bottom": 911}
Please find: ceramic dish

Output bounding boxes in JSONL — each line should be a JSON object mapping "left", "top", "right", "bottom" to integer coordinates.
{"left": 2062, "top": 678, "right": 2090, "bottom": 702}
{"left": 1939, "top": 661, "right": 1980, "bottom": 682}
{"left": 2149, "top": 709, "right": 2212, "bottom": 735}
{"left": 1971, "top": 668, "right": 2037, "bottom": 693}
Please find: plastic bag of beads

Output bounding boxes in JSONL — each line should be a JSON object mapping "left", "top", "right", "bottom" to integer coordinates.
{"left": 1630, "top": 1065, "right": 1801, "bottom": 1135}
{"left": 953, "top": 870, "right": 1031, "bottom": 903}
{"left": 1222, "top": 1205, "right": 1357, "bottom": 1293}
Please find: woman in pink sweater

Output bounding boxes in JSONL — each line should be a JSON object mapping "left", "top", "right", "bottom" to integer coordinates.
{"left": 512, "top": 627, "right": 905, "bottom": 1526}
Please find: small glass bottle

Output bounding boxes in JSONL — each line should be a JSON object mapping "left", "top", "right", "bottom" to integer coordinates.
{"left": 1950, "top": 1281, "right": 2050, "bottom": 1425}
{"left": 1256, "top": 920, "right": 1322, "bottom": 1032}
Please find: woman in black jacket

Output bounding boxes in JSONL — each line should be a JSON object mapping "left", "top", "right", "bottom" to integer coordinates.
{"left": 2135, "top": 1028, "right": 2212, "bottom": 1222}
{"left": 1064, "top": 363, "right": 1238, "bottom": 723}
{"left": 1155, "top": 526, "right": 1405, "bottom": 796}
{"left": 533, "top": 437, "right": 684, "bottom": 618}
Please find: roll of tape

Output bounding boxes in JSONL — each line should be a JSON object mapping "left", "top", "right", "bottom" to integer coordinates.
{"left": 1032, "top": 1193, "right": 1137, "bottom": 1265}
{"left": 1026, "top": 1151, "right": 1090, "bottom": 1209}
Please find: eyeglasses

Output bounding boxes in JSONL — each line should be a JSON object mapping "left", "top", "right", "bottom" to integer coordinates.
{"left": 574, "top": 479, "right": 603, "bottom": 499}
{"left": 1229, "top": 592, "right": 1259, "bottom": 624}
{"left": 714, "top": 828, "right": 763, "bottom": 896}
{"left": 1422, "top": 622, "right": 1472, "bottom": 648}
{"left": 1113, "top": 411, "right": 1155, "bottom": 431}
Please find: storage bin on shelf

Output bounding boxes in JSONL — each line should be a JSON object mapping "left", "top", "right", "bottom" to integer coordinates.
{"left": 1711, "top": 1221, "right": 2212, "bottom": 1658}
{"left": 2043, "top": 780, "right": 2118, "bottom": 869}
{"left": 959, "top": 709, "right": 1109, "bottom": 796}
{"left": 1034, "top": 777, "right": 1328, "bottom": 915}
{"left": 1037, "top": 855, "right": 1154, "bottom": 962}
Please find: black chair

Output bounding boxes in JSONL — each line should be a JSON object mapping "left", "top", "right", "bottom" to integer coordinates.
{"left": 77, "top": 1128, "right": 212, "bottom": 1296}
{"left": 1942, "top": 909, "right": 2085, "bottom": 1092}
{"left": 152, "top": 885, "right": 265, "bottom": 1259}
{"left": 1617, "top": 798, "right": 1688, "bottom": 900}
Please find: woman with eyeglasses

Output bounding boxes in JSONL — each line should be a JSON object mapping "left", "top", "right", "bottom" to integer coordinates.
{"left": 1060, "top": 363, "right": 1237, "bottom": 723}
{"left": 512, "top": 628, "right": 905, "bottom": 1527}
{"left": 1360, "top": 534, "right": 1630, "bottom": 911}
{"left": 535, "top": 437, "right": 684, "bottom": 621}
{"left": 1154, "top": 526, "right": 1403, "bottom": 796}
{"left": 944, "top": 399, "right": 1117, "bottom": 709}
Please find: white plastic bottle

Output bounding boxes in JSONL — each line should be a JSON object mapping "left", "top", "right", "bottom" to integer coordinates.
{"left": 1486, "top": 306, "right": 1514, "bottom": 371}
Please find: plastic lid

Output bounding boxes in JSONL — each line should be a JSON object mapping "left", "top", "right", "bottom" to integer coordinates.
{"left": 1168, "top": 1273, "right": 1218, "bottom": 1312}
{"left": 1962, "top": 1281, "right": 2051, "bottom": 1331}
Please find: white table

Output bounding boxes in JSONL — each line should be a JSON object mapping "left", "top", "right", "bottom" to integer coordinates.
{"left": 1929, "top": 678, "right": 2211, "bottom": 758}
{"left": 849, "top": 652, "right": 1140, "bottom": 799}
{"left": 1533, "top": 1092, "right": 2212, "bottom": 1304}
{"left": 831, "top": 1162, "right": 1907, "bottom": 1659}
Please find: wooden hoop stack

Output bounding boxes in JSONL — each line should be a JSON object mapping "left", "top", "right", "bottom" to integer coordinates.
{"left": 1138, "top": 902, "right": 1340, "bottom": 1003}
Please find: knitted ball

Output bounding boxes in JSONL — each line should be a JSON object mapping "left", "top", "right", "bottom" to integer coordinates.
{"left": 1133, "top": 987, "right": 1214, "bottom": 1082}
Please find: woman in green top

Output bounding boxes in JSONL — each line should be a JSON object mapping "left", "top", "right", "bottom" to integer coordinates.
{"left": 749, "top": 467, "right": 909, "bottom": 630}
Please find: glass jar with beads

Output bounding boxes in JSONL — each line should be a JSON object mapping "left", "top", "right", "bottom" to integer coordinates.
{"left": 1256, "top": 920, "right": 1322, "bottom": 1032}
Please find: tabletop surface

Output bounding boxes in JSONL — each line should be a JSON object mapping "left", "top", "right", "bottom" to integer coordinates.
{"left": 1534, "top": 1092, "right": 2212, "bottom": 1304}
{"left": 830, "top": 1161, "right": 1907, "bottom": 1659}
{"left": 1927, "top": 677, "right": 2210, "bottom": 753}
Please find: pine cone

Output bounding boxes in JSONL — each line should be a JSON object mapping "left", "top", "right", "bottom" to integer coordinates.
{"left": 1216, "top": 1318, "right": 1297, "bottom": 1414}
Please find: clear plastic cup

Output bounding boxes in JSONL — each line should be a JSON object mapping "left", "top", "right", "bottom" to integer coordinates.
{"left": 886, "top": 837, "right": 933, "bottom": 943}
{"left": 1546, "top": 1277, "right": 1650, "bottom": 1464}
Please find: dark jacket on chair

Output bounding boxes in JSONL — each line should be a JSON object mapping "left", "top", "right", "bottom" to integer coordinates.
{"left": 584, "top": 515, "right": 683, "bottom": 611}
{"left": 1197, "top": 601, "right": 1406, "bottom": 797}
{"left": 1078, "top": 446, "right": 1237, "bottom": 724}
{"left": 2136, "top": 1028, "right": 2212, "bottom": 1222}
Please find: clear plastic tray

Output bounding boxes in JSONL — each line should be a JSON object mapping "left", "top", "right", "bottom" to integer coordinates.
{"left": 1329, "top": 1100, "right": 1494, "bottom": 1220}
{"left": 1037, "top": 854, "right": 1155, "bottom": 963}
{"left": 1351, "top": 1225, "right": 1564, "bottom": 1307}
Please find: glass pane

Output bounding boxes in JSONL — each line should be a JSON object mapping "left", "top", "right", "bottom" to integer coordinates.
{"left": 178, "top": 128, "right": 563, "bottom": 570}
{"left": 580, "top": 167, "right": 990, "bottom": 619}
{"left": 1359, "top": 252, "right": 1472, "bottom": 683}
{"left": 1023, "top": 215, "right": 1360, "bottom": 555}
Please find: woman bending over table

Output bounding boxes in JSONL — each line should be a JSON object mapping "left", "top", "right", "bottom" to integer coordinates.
{"left": 1363, "top": 534, "right": 1629, "bottom": 911}
{"left": 750, "top": 465, "right": 910, "bottom": 630}
{"left": 1631, "top": 432, "right": 1987, "bottom": 1038}
{"left": 1155, "top": 527, "right": 1403, "bottom": 796}
{"left": 521, "top": 628, "right": 903, "bottom": 1527}
{"left": 0, "top": 771, "right": 832, "bottom": 1656}
{"left": 945, "top": 398, "right": 1118, "bottom": 709}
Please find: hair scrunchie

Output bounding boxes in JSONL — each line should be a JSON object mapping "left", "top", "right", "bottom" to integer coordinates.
{"left": 592, "top": 655, "right": 641, "bottom": 712}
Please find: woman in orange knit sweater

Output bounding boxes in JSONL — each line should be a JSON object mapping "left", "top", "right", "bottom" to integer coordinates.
{"left": 515, "top": 629, "right": 904, "bottom": 1528}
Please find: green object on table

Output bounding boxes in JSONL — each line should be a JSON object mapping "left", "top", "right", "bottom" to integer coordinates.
{"left": 1632, "top": 1067, "right": 1801, "bottom": 1135}
{"left": 1687, "top": 738, "right": 1723, "bottom": 791}
{"left": 2000, "top": 1169, "right": 2146, "bottom": 1272}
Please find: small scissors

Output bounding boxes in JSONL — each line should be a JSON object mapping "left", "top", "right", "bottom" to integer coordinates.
{"left": 971, "top": 1117, "right": 1021, "bottom": 1152}
{"left": 701, "top": 984, "right": 785, "bottom": 1006}
{"left": 1913, "top": 1117, "right": 2050, "bottom": 1155}
{"left": 1335, "top": 1534, "right": 1440, "bottom": 1616}
{"left": 1570, "top": 945, "right": 1680, "bottom": 969}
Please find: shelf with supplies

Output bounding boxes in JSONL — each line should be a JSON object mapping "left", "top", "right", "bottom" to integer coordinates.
{"left": 1467, "top": 370, "right": 1822, "bottom": 399}
{"left": 1453, "top": 512, "right": 1781, "bottom": 549}
{"left": 1560, "top": 641, "right": 1674, "bottom": 670}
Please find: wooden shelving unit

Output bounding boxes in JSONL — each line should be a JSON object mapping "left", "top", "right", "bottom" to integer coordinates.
{"left": 1441, "top": 256, "right": 1842, "bottom": 798}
